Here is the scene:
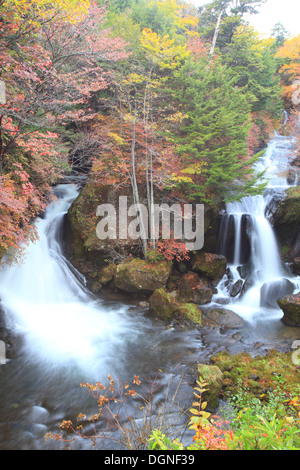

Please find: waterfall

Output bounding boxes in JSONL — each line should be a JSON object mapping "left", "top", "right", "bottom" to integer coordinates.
{"left": 214, "top": 132, "right": 300, "bottom": 323}
{"left": 0, "top": 184, "right": 140, "bottom": 375}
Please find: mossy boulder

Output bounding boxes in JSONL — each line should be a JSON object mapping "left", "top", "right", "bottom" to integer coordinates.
{"left": 113, "top": 259, "right": 172, "bottom": 294}
{"left": 191, "top": 252, "right": 227, "bottom": 281}
{"left": 177, "top": 271, "right": 213, "bottom": 304}
{"left": 210, "top": 350, "right": 300, "bottom": 402}
{"left": 176, "top": 303, "right": 202, "bottom": 325}
{"left": 277, "top": 293, "right": 300, "bottom": 327}
{"left": 64, "top": 181, "right": 138, "bottom": 274}
{"left": 149, "top": 288, "right": 202, "bottom": 324}
{"left": 197, "top": 364, "right": 223, "bottom": 410}
{"left": 272, "top": 187, "right": 300, "bottom": 256}
{"left": 149, "top": 288, "right": 179, "bottom": 321}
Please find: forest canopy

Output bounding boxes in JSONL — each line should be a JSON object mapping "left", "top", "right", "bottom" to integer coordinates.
{"left": 0, "top": 0, "right": 298, "bottom": 259}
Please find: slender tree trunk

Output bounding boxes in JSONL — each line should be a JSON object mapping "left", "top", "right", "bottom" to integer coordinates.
{"left": 130, "top": 117, "right": 148, "bottom": 256}
{"left": 209, "top": 10, "right": 223, "bottom": 57}
{"left": 149, "top": 134, "right": 155, "bottom": 249}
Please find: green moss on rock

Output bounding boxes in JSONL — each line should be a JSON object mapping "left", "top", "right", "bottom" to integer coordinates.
{"left": 277, "top": 293, "right": 300, "bottom": 327}
{"left": 210, "top": 350, "right": 300, "bottom": 402}
{"left": 149, "top": 288, "right": 179, "bottom": 321}
{"left": 176, "top": 303, "right": 202, "bottom": 325}
{"left": 273, "top": 186, "right": 300, "bottom": 251}
{"left": 192, "top": 252, "right": 227, "bottom": 280}
{"left": 114, "top": 259, "right": 172, "bottom": 294}
{"left": 197, "top": 364, "right": 223, "bottom": 410}
{"left": 177, "top": 271, "right": 213, "bottom": 304}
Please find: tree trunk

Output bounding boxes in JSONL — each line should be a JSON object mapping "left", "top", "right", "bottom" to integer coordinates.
{"left": 209, "top": 10, "right": 223, "bottom": 57}
{"left": 130, "top": 118, "right": 148, "bottom": 256}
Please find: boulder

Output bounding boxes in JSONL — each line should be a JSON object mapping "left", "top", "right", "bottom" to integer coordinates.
{"left": 149, "top": 288, "right": 179, "bottom": 321}
{"left": 202, "top": 308, "right": 245, "bottom": 329}
{"left": 197, "top": 364, "right": 223, "bottom": 410}
{"left": 192, "top": 252, "right": 227, "bottom": 281}
{"left": 272, "top": 187, "right": 300, "bottom": 257}
{"left": 63, "top": 182, "right": 140, "bottom": 277}
{"left": 98, "top": 264, "right": 117, "bottom": 286}
{"left": 149, "top": 288, "right": 202, "bottom": 324}
{"left": 291, "top": 257, "right": 300, "bottom": 276}
{"left": 277, "top": 293, "right": 300, "bottom": 327}
{"left": 228, "top": 279, "right": 244, "bottom": 297}
{"left": 176, "top": 303, "right": 202, "bottom": 325}
{"left": 114, "top": 259, "right": 172, "bottom": 294}
{"left": 177, "top": 271, "right": 213, "bottom": 304}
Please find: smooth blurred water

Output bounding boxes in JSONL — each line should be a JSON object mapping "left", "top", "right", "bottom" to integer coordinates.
{"left": 0, "top": 135, "right": 300, "bottom": 449}
{"left": 214, "top": 132, "right": 300, "bottom": 323}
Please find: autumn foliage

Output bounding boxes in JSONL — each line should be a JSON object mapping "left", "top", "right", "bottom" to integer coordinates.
{"left": 0, "top": 0, "right": 297, "bottom": 261}
{"left": 0, "top": 0, "right": 128, "bottom": 259}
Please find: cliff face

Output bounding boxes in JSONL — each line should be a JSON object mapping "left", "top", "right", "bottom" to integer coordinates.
{"left": 272, "top": 186, "right": 300, "bottom": 260}
{"left": 63, "top": 178, "right": 222, "bottom": 272}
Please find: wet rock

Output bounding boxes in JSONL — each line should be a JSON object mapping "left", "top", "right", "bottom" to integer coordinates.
{"left": 149, "top": 288, "right": 202, "bottom": 325}
{"left": 229, "top": 279, "right": 244, "bottom": 297}
{"left": 149, "top": 288, "right": 179, "bottom": 321}
{"left": 202, "top": 308, "right": 245, "bottom": 329}
{"left": 96, "top": 264, "right": 117, "bottom": 287}
{"left": 240, "top": 275, "right": 255, "bottom": 296}
{"left": 64, "top": 182, "right": 136, "bottom": 271}
{"left": 177, "top": 271, "right": 213, "bottom": 304}
{"left": 232, "top": 332, "right": 243, "bottom": 341}
{"left": 191, "top": 252, "right": 227, "bottom": 281}
{"left": 176, "top": 303, "right": 202, "bottom": 325}
{"left": 114, "top": 259, "right": 172, "bottom": 294}
{"left": 197, "top": 364, "right": 223, "bottom": 410}
{"left": 291, "top": 258, "right": 300, "bottom": 276}
{"left": 273, "top": 186, "right": 300, "bottom": 257}
{"left": 287, "top": 169, "right": 297, "bottom": 185}
{"left": 237, "top": 264, "right": 252, "bottom": 279}
{"left": 277, "top": 293, "right": 300, "bottom": 327}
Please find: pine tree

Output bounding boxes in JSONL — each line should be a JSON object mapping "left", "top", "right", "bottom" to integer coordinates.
{"left": 170, "top": 55, "right": 265, "bottom": 206}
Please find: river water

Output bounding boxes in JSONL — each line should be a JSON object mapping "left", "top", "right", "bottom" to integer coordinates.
{"left": 0, "top": 130, "right": 300, "bottom": 450}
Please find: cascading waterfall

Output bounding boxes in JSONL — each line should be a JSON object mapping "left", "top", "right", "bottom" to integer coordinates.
{"left": 213, "top": 130, "right": 300, "bottom": 323}
{"left": 0, "top": 184, "right": 141, "bottom": 375}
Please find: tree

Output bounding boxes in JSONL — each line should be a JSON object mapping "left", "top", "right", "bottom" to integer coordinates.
{"left": 222, "top": 26, "right": 283, "bottom": 115}
{"left": 131, "top": 0, "right": 199, "bottom": 38}
{"left": 170, "top": 54, "right": 266, "bottom": 206}
{"left": 198, "top": 0, "right": 266, "bottom": 55}
{"left": 275, "top": 35, "right": 300, "bottom": 105}
{"left": 271, "top": 22, "right": 290, "bottom": 49}
{"left": 0, "top": 0, "right": 128, "bottom": 259}
{"left": 89, "top": 22, "right": 190, "bottom": 256}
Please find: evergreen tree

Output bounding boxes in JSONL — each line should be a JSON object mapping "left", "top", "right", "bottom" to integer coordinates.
{"left": 170, "top": 56, "right": 266, "bottom": 205}
{"left": 222, "top": 26, "right": 283, "bottom": 115}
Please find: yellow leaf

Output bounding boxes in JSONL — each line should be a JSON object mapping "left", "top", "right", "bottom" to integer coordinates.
{"left": 189, "top": 408, "right": 201, "bottom": 415}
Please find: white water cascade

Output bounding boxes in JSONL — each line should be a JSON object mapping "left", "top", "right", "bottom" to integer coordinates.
{"left": 213, "top": 131, "right": 300, "bottom": 323}
{"left": 0, "top": 184, "right": 141, "bottom": 375}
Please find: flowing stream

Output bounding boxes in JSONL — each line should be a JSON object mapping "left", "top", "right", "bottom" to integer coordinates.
{"left": 213, "top": 131, "right": 300, "bottom": 322}
{"left": 0, "top": 129, "right": 300, "bottom": 450}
